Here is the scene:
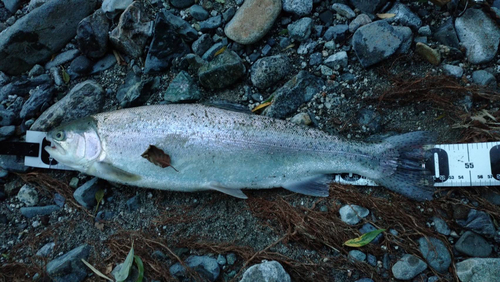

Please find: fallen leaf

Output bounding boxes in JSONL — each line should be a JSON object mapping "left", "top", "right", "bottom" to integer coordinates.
{"left": 214, "top": 46, "right": 227, "bottom": 57}
{"left": 115, "top": 242, "right": 134, "bottom": 282}
{"left": 252, "top": 101, "right": 272, "bottom": 113}
{"left": 376, "top": 13, "right": 396, "bottom": 19}
{"left": 344, "top": 229, "right": 386, "bottom": 247}
{"left": 141, "top": 145, "right": 178, "bottom": 172}
{"left": 61, "top": 67, "right": 70, "bottom": 84}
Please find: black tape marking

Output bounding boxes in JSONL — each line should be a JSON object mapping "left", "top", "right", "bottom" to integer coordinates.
{"left": 0, "top": 141, "right": 40, "bottom": 157}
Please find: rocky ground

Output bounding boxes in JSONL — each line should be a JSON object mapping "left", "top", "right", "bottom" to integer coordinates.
{"left": 1, "top": 0, "right": 500, "bottom": 281}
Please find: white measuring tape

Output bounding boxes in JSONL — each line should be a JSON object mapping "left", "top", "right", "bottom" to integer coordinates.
{"left": 25, "top": 131, "right": 500, "bottom": 187}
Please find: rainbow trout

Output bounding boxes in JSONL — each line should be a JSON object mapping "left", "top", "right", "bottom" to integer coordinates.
{"left": 45, "top": 104, "right": 434, "bottom": 200}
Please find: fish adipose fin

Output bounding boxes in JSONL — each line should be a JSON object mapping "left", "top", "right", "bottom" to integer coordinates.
{"left": 208, "top": 182, "right": 248, "bottom": 199}
{"left": 375, "top": 131, "right": 435, "bottom": 201}
{"left": 282, "top": 175, "right": 331, "bottom": 197}
{"left": 93, "top": 162, "right": 141, "bottom": 182}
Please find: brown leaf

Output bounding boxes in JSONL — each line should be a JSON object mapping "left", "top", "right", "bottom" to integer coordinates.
{"left": 141, "top": 145, "right": 178, "bottom": 172}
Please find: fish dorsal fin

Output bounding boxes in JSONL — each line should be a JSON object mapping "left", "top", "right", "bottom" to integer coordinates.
{"left": 92, "top": 162, "right": 141, "bottom": 182}
{"left": 208, "top": 182, "right": 248, "bottom": 199}
{"left": 282, "top": 175, "right": 331, "bottom": 197}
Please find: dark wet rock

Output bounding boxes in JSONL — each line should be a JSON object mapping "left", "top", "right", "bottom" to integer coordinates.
{"left": 3, "top": 0, "right": 21, "bottom": 13}
{"left": 384, "top": 2, "right": 422, "bottom": 30}
{"left": 90, "top": 53, "right": 117, "bottom": 74}
{"left": 339, "top": 204, "right": 369, "bottom": 225}
{"left": 192, "top": 34, "right": 213, "bottom": 56}
{"left": 366, "top": 254, "right": 377, "bottom": 267}
{"left": 223, "top": 6, "right": 236, "bottom": 22}
{"left": 102, "top": 0, "right": 133, "bottom": 15}
{"left": 225, "top": 0, "right": 281, "bottom": 45}
{"left": 95, "top": 211, "right": 115, "bottom": 222}
{"left": 349, "top": 14, "right": 372, "bottom": 33}
{"left": 283, "top": 0, "right": 312, "bottom": 16}
{"left": 309, "top": 52, "right": 322, "bottom": 66}
{"left": 0, "top": 71, "right": 9, "bottom": 86}
{"left": 323, "top": 24, "right": 348, "bottom": 42}
{"left": 190, "top": 5, "right": 208, "bottom": 21}
{"left": 53, "top": 193, "right": 65, "bottom": 207}
{"left": 433, "top": 18, "right": 460, "bottom": 49}
{"left": 0, "top": 74, "right": 52, "bottom": 101}
{"left": 69, "top": 56, "right": 93, "bottom": 75}
{"left": 288, "top": 17, "right": 313, "bottom": 42}
{"left": 431, "top": 217, "right": 450, "bottom": 235}
{"left": 358, "top": 109, "right": 381, "bottom": 132}
{"left": 418, "top": 237, "right": 451, "bottom": 273}
{"left": 349, "top": 250, "right": 366, "bottom": 262}
{"left": 76, "top": 9, "right": 110, "bottom": 59}
{"left": 17, "top": 184, "right": 39, "bottom": 207}
{"left": 118, "top": 73, "right": 159, "bottom": 107}
{"left": 31, "top": 80, "right": 104, "bottom": 131}
{"left": 126, "top": 195, "right": 140, "bottom": 212}
{"left": 21, "top": 205, "right": 60, "bottom": 218}
{"left": 393, "top": 26, "right": 413, "bottom": 54}
{"left": 45, "top": 49, "right": 80, "bottom": 70}
{"left": 198, "top": 50, "right": 245, "bottom": 89}
{"left": 46, "top": 244, "right": 91, "bottom": 282}
{"left": 349, "top": 0, "right": 387, "bottom": 14}
{"left": 456, "top": 258, "right": 500, "bottom": 282}
{"left": 170, "top": 0, "right": 194, "bottom": 9}
{"left": 73, "top": 178, "right": 99, "bottom": 210}
{"left": 202, "top": 42, "right": 226, "bottom": 61}
{"left": 177, "top": 53, "right": 206, "bottom": 73}
{"left": 442, "top": 64, "right": 463, "bottom": 78}
{"left": 332, "top": 3, "right": 356, "bottom": 19}
{"left": 355, "top": 279, "right": 374, "bottom": 282}
{"left": 415, "top": 42, "right": 441, "bottom": 65}
{"left": 0, "top": 125, "right": 15, "bottom": 141}
{"left": 109, "top": 2, "right": 153, "bottom": 58}
{"left": 456, "top": 209, "right": 496, "bottom": 237}
{"left": 319, "top": 10, "right": 333, "bottom": 25}
{"left": 251, "top": 55, "right": 291, "bottom": 89}
{"left": 28, "top": 65, "right": 45, "bottom": 78}
{"left": 226, "top": 253, "right": 236, "bottom": 265}
{"left": 265, "top": 71, "right": 323, "bottom": 119}
{"left": 240, "top": 260, "right": 291, "bottom": 282}
{"left": 391, "top": 254, "right": 427, "bottom": 280}
{"left": 0, "top": 109, "right": 15, "bottom": 126}
{"left": 455, "top": 231, "right": 492, "bottom": 257}
{"left": 324, "top": 51, "right": 348, "bottom": 70}
{"left": 200, "top": 15, "right": 222, "bottom": 32}
{"left": 164, "top": 71, "right": 201, "bottom": 103}
{"left": 455, "top": 9, "right": 500, "bottom": 64}
{"left": 0, "top": 155, "right": 28, "bottom": 172}
{"left": 472, "top": 70, "right": 496, "bottom": 88}
{"left": 163, "top": 10, "right": 198, "bottom": 42}
{"left": 359, "top": 223, "right": 383, "bottom": 244}
{"left": 0, "top": 0, "right": 97, "bottom": 75}
{"left": 36, "top": 242, "right": 55, "bottom": 257}
{"left": 418, "top": 25, "right": 432, "bottom": 36}
{"left": 353, "top": 21, "right": 403, "bottom": 68}
{"left": 20, "top": 84, "right": 55, "bottom": 119}
{"left": 170, "top": 255, "right": 220, "bottom": 282}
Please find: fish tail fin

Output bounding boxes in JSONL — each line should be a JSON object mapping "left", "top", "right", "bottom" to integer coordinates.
{"left": 374, "top": 131, "right": 435, "bottom": 201}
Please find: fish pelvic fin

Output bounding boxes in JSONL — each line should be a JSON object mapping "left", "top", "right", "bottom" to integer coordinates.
{"left": 282, "top": 175, "right": 331, "bottom": 197}
{"left": 208, "top": 182, "right": 248, "bottom": 199}
{"left": 375, "top": 131, "right": 435, "bottom": 201}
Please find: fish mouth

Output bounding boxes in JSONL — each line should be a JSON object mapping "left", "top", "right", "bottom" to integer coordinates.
{"left": 44, "top": 138, "right": 66, "bottom": 156}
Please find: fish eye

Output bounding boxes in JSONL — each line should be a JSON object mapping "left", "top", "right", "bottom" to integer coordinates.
{"left": 54, "top": 131, "right": 66, "bottom": 141}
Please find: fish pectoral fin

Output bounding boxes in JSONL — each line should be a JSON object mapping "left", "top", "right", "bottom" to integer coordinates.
{"left": 282, "top": 175, "right": 331, "bottom": 197}
{"left": 93, "top": 162, "right": 141, "bottom": 182}
{"left": 207, "top": 182, "right": 248, "bottom": 199}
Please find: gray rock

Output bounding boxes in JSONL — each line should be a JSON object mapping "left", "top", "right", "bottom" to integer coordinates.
{"left": 309, "top": 52, "right": 322, "bottom": 66}
{"left": 170, "top": 255, "right": 220, "bottom": 282}
{"left": 324, "top": 51, "right": 348, "bottom": 70}
{"left": 200, "top": 15, "right": 222, "bottom": 32}
{"left": 70, "top": 56, "right": 93, "bottom": 75}
{"left": 73, "top": 178, "right": 99, "bottom": 210}
{"left": 355, "top": 279, "right": 374, "bottom": 282}
{"left": 109, "top": 2, "right": 153, "bottom": 58}
{"left": 433, "top": 18, "right": 460, "bottom": 49}
{"left": 3, "top": 0, "right": 21, "bottom": 13}
{"left": 418, "top": 25, "right": 432, "bottom": 36}
{"left": 290, "top": 112, "right": 312, "bottom": 125}
{"left": 102, "top": 0, "right": 132, "bottom": 15}
{"left": 251, "top": 55, "right": 291, "bottom": 89}
{"left": 384, "top": 2, "right": 422, "bottom": 29}
{"left": 455, "top": 231, "right": 492, "bottom": 257}
{"left": 179, "top": 53, "right": 206, "bottom": 73}
{"left": 391, "top": 254, "right": 427, "bottom": 280}
{"left": 0, "top": 0, "right": 97, "bottom": 75}
{"left": 352, "top": 21, "right": 403, "bottom": 68}
{"left": 216, "top": 254, "right": 226, "bottom": 265}
{"left": 297, "top": 40, "right": 317, "bottom": 55}
{"left": 323, "top": 24, "right": 348, "bottom": 42}
{"left": 116, "top": 71, "right": 157, "bottom": 107}
{"left": 472, "top": 70, "right": 496, "bottom": 88}
{"left": 359, "top": 223, "right": 383, "bottom": 244}
{"left": 226, "top": 253, "right": 236, "bottom": 265}
{"left": 28, "top": 65, "right": 45, "bottom": 78}
{"left": 90, "top": 53, "right": 116, "bottom": 74}
{"left": 455, "top": 9, "right": 500, "bottom": 64}
{"left": 223, "top": 6, "right": 236, "bottom": 22}
{"left": 456, "top": 209, "right": 496, "bottom": 237}
{"left": 240, "top": 260, "right": 291, "bottom": 282}
{"left": 339, "top": 204, "right": 369, "bottom": 225}
{"left": 348, "top": 0, "right": 387, "bottom": 14}
{"left": 418, "top": 237, "right": 451, "bottom": 273}
{"left": 349, "top": 250, "right": 366, "bottom": 262}
{"left": 442, "top": 64, "right": 463, "bottom": 78}
{"left": 45, "top": 49, "right": 80, "bottom": 70}
{"left": 332, "top": 3, "right": 356, "bottom": 19}
{"left": 170, "top": 0, "right": 194, "bottom": 9}
{"left": 20, "top": 205, "right": 60, "bottom": 218}
{"left": 201, "top": 42, "right": 226, "bottom": 61}
{"left": 54, "top": 193, "right": 65, "bottom": 207}
{"left": 456, "top": 258, "right": 500, "bottom": 282}
{"left": 190, "top": 5, "right": 209, "bottom": 21}
{"left": 0, "top": 125, "right": 15, "bottom": 141}
{"left": 192, "top": 34, "right": 213, "bottom": 56}
{"left": 0, "top": 71, "right": 9, "bottom": 86}
{"left": 198, "top": 50, "right": 246, "bottom": 89}
{"left": 27, "top": 0, "right": 48, "bottom": 11}
{"left": 36, "top": 242, "right": 55, "bottom": 257}
{"left": 431, "top": 217, "right": 450, "bottom": 236}
{"left": 126, "top": 195, "right": 140, "bottom": 212}
{"left": 265, "top": 71, "right": 323, "bottom": 119}
{"left": 164, "top": 71, "right": 201, "bottom": 103}
{"left": 349, "top": 14, "right": 372, "bottom": 33}
{"left": 46, "top": 244, "right": 91, "bottom": 282}
{"left": 0, "top": 155, "right": 28, "bottom": 172}
{"left": 31, "top": 80, "right": 105, "bottom": 131}
{"left": 0, "top": 74, "right": 51, "bottom": 101}
{"left": 393, "top": 26, "right": 413, "bottom": 54}
{"left": 320, "top": 65, "right": 333, "bottom": 76}
{"left": 17, "top": 184, "right": 39, "bottom": 207}
{"left": 76, "top": 9, "right": 110, "bottom": 59}
{"left": 162, "top": 10, "right": 198, "bottom": 42}
{"left": 20, "top": 84, "right": 55, "bottom": 120}
{"left": 0, "top": 109, "right": 15, "bottom": 126}
{"left": 49, "top": 67, "right": 63, "bottom": 86}
{"left": 225, "top": 0, "right": 281, "bottom": 45}
{"left": 357, "top": 109, "right": 381, "bottom": 132}
{"left": 482, "top": 190, "right": 500, "bottom": 206}
{"left": 288, "top": 17, "right": 313, "bottom": 42}
{"left": 283, "top": 0, "right": 312, "bottom": 16}
{"left": 366, "top": 254, "right": 377, "bottom": 267}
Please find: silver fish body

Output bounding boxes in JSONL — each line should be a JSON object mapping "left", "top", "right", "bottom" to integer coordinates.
{"left": 45, "top": 104, "right": 434, "bottom": 200}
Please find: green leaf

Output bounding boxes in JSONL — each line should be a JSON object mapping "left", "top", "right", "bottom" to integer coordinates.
{"left": 94, "top": 189, "right": 105, "bottom": 215}
{"left": 279, "top": 29, "right": 288, "bottom": 35}
{"left": 344, "top": 229, "right": 386, "bottom": 247}
{"left": 134, "top": 255, "right": 144, "bottom": 282}
{"left": 81, "top": 259, "right": 114, "bottom": 281}
{"left": 61, "top": 67, "right": 70, "bottom": 84}
{"left": 115, "top": 242, "right": 134, "bottom": 282}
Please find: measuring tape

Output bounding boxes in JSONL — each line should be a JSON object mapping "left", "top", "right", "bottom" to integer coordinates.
{"left": 11, "top": 131, "right": 500, "bottom": 187}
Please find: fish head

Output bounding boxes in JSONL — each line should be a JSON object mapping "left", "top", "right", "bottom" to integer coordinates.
{"left": 44, "top": 117, "right": 102, "bottom": 171}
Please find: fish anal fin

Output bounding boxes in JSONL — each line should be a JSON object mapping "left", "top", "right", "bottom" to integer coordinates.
{"left": 208, "top": 182, "right": 248, "bottom": 199}
{"left": 282, "top": 175, "right": 331, "bottom": 197}
{"left": 92, "top": 162, "right": 141, "bottom": 182}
